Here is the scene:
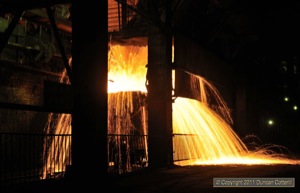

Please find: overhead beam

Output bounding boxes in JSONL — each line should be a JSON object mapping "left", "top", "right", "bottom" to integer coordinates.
{"left": 46, "top": 6, "right": 72, "bottom": 83}
{"left": 0, "top": 0, "right": 72, "bottom": 13}
{"left": 0, "top": 9, "right": 23, "bottom": 54}
{"left": 0, "top": 102, "right": 72, "bottom": 114}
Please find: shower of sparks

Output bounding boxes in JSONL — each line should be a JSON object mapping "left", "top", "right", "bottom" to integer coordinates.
{"left": 173, "top": 97, "right": 300, "bottom": 165}
{"left": 41, "top": 62, "right": 72, "bottom": 179}
{"left": 107, "top": 44, "right": 148, "bottom": 137}
{"left": 43, "top": 44, "right": 300, "bottom": 178}
{"left": 107, "top": 44, "right": 149, "bottom": 172}
{"left": 108, "top": 45, "right": 148, "bottom": 93}
{"left": 108, "top": 44, "right": 300, "bottom": 166}
{"left": 173, "top": 97, "right": 248, "bottom": 164}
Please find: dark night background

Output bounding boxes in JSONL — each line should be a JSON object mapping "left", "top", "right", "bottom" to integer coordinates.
{"left": 0, "top": 1, "right": 300, "bottom": 193}
{"left": 172, "top": 0, "right": 299, "bottom": 154}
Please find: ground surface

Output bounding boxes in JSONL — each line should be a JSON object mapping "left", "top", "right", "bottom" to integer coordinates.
{"left": 6, "top": 164, "right": 300, "bottom": 193}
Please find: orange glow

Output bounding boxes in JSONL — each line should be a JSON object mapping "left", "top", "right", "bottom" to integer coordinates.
{"left": 108, "top": 44, "right": 300, "bottom": 166}
{"left": 43, "top": 44, "right": 300, "bottom": 179}
{"left": 108, "top": 45, "right": 148, "bottom": 93}
{"left": 173, "top": 97, "right": 248, "bottom": 164}
{"left": 173, "top": 97, "right": 300, "bottom": 165}
{"left": 107, "top": 45, "right": 148, "bottom": 137}
{"left": 41, "top": 64, "right": 72, "bottom": 179}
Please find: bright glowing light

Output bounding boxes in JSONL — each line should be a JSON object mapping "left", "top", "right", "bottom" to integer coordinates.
{"left": 284, "top": 97, "right": 289, "bottom": 102}
{"left": 43, "top": 44, "right": 300, "bottom": 178}
{"left": 107, "top": 45, "right": 148, "bottom": 140}
{"left": 193, "top": 156, "right": 300, "bottom": 165}
{"left": 106, "top": 44, "right": 299, "bottom": 166}
{"left": 108, "top": 45, "right": 148, "bottom": 93}
{"left": 172, "top": 74, "right": 299, "bottom": 166}
{"left": 293, "top": 105, "right": 298, "bottom": 111}
{"left": 268, "top": 120, "right": 274, "bottom": 125}
{"left": 173, "top": 97, "right": 248, "bottom": 164}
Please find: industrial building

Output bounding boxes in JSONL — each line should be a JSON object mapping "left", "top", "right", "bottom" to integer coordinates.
{"left": 1, "top": 0, "right": 299, "bottom": 192}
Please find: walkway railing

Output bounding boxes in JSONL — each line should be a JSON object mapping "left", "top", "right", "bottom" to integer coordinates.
{"left": 0, "top": 132, "right": 149, "bottom": 192}
{"left": 0, "top": 132, "right": 71, "bottom": 191}
{"left": 1, "top": 132, "right": 195, "bottom": 192}
{"left": 108, "top": 134, "right": 148, "bottom": 174}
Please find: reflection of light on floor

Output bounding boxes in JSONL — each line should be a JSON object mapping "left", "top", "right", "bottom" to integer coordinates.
{"left": 176, "top": 157, "right": 300, "bottom": 166}
{"left": 193, "top": 156, "right": 300, "bottom": 165}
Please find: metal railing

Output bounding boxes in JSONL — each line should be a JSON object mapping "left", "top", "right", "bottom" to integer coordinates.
{"left": 108, "top": 134, "right": 148, "bottom": 174}
{"left": 0, "top": 132, "right": 71, "bottom": 192}
{"left": 0, "top": 132, "right": 149, "bottom": 191}
{"left": 1, "top": 132, "right": 197, "bottom": 192}
{"left": 173, "top": 133, "right": 201, "bottom": 163}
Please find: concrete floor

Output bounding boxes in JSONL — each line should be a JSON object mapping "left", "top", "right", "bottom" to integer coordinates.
{"left": 6, "top": 164, "right": 300, "bottom": 193}
{"left": 106, "top": 164, "right": 300, "bottom": 193}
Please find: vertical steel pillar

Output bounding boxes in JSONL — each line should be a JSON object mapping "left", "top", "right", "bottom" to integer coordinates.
{"left": 146, "top": 0, "right": 173, "bottom": 169}
{"left": 71, "top": 0, "right": 108, "bottom": 187}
